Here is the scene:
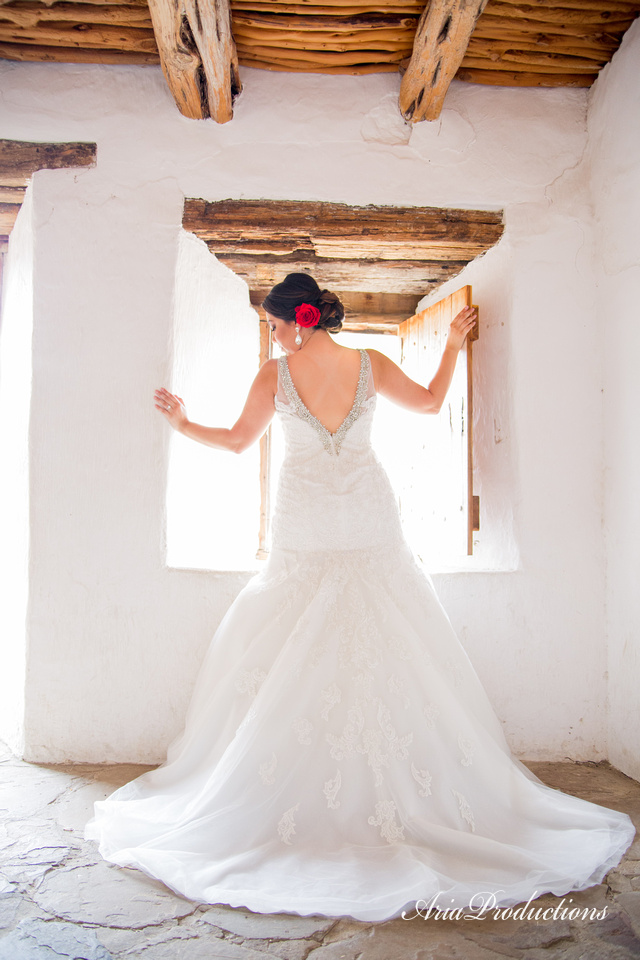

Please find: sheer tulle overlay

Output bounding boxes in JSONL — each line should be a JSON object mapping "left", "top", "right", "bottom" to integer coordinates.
{"left": 85, "top": 350, "right": 635, "bottom": 922}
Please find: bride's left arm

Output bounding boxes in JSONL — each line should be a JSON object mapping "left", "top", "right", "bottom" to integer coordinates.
{"left": 154, "top": 359, "right": 278, "bottom": 453}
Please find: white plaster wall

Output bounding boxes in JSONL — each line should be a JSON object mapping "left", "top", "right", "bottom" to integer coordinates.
{"left": 0, "top": 58, "right": 611, "bottom": 763}
{"left": 0, "top": 189, "right": 34, "bottom": 755}
{"left": 586, "top": 18, "right": 640, "bottom": 782}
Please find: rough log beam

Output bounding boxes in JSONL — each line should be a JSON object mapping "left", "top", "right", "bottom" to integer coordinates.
{"left": 213, "top": 252, "right": 467, "bottom": 294}
{"left": 236, "top": 56, "right": 398, "bottom": 73}
{"left": 0, "top": 1, "right": 148, "bottom": 5}
{"left": 0, "top": 40, "right": 159, "bottom": 62}
{"left": 0, "top": 4, "right": 154, "bottom": 27}
{"left": 400, "top": 0, "right": 490, "bottom": 122}
{"left": 456, "top": 67, "right": 593, "bottom": 85}
{"left": 147, "top": 0, "right": 241, "bottom": 122}
{"left": 0, "top": 138, "right": 97, "bottom": 185}
{"left": 184, "top": 198, "right": 504, "bottom": 246}
{"left": 0, "top": 23, "right": 158, "bottom": 51}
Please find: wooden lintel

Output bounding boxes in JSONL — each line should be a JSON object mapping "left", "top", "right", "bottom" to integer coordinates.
{"left": 216, "top": 252, "right": 467, "bottom": 295}
{"left": 147, "top": 0, "right": 241, "bottom": 122}
{"left": 400, "top": 0, "right": 490, "bottom": 123}
{"left": 0, "top": 138, "right": 97, "bottom": 186}
{"left": 184, "top": 198, "right": 504, "bottom": 254}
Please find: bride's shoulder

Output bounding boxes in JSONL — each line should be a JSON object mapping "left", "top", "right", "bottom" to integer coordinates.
{"left": 363, "top": 348, "right": 386, "bottom": 373}
{"left": 257, "top": 357, "right": 279, "bottom": 389}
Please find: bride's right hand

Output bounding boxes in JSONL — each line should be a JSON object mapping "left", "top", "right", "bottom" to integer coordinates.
{"left": 154, "top": 388, "right": 188, "bottom": 432}
{"left": 446, "top": 306, "right": 477, "bottom": 352}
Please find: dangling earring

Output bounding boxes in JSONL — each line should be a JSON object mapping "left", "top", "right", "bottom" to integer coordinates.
{"left": 294, "top": 324, "right": 302, "bottom": 346}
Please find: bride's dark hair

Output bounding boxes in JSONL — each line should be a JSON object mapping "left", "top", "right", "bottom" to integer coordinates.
{"left": 262, "top": 273, "right": 344, "bottom": 333}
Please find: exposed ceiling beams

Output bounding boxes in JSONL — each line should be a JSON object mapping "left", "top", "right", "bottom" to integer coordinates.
{"left": 0, "top": 1, "right": 638, "bottom": 123}
{"left": 183, "top": 197, "right": 504, "bottom": 323}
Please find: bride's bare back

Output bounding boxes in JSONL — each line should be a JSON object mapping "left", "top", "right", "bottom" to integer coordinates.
{"left": 285, "top": 344, "right": 364, "bottom": 435}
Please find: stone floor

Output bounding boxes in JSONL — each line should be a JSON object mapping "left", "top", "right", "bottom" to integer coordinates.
{"left": 1, "top": 741, "right": 639, "bottom": 960}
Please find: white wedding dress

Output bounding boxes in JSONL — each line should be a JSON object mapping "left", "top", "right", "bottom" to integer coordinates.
{"left": 85, "top": 348, "right": 635, "bottom": 922}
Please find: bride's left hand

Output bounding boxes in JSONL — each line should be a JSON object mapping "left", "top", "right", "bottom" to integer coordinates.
{"left": 154, "top": 388, "right": 188, "bottom": 431}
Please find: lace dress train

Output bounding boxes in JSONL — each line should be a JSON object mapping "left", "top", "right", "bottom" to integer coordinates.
{"left": 84, "top": 349, "right": 635, "bottom": 922}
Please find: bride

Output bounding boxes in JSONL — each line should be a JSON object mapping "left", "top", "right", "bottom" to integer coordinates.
{"left": 85, "top": 273, "right": 635, "bottom": 922}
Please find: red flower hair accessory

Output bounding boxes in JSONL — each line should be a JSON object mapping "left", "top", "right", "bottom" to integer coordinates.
{"left": 295, "top": 303, "right": 321, "bottom": 328}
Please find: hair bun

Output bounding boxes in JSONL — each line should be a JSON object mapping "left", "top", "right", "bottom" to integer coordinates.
{"left": 318, "top": 289, "right": 344, "bottom": 331}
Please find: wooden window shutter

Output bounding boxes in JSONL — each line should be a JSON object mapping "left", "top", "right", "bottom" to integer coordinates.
{"left": 398, "top": 285, "right": 479, "bottom": 558}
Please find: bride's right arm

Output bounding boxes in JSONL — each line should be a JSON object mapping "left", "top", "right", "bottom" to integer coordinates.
{"left": 154, "top": 359, "right": 278, "bottom": 453}
{"left": 369, "top": 305, "right": 477, "bottom": 414}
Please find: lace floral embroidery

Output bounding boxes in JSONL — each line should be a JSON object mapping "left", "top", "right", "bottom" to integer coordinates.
{"left": 326, "top": 697, "right": 413, "bottom": 786}
{"left": 323, "top": 769, "right": 342, "bottom": 809}
{"left": 278, "top": 350, "right": 370, "bottom": 456}
{"left": 320, "top": 683, "right": 342, "bottom": 721}
{"left": 259, "top": 753, "right": 277, "bottom": 785}
{"left": 411, "top": 762, "right": 433, "bottom": 797}
{"left": 458, "top": 734, "right": 475, "bottom": 766}
{"left": 388, "top": 674, "right": 410, "bottom": 709}
{"left": 278, "top": 803, "right": 300, "bottom": 844}
{"left": 423, "top": 703, "right": 440, "bottom": 729}
{"left": 235, "top": 667, "right": 267, "bottom": 698}
{"left": 451, "top": 789, "right": 475, "bottom": 831}
{"left": 368, "top": 800, "right": 405, "bottom": 843}
{"left": 292, "top": 717, "right": 313, "bottom": 745}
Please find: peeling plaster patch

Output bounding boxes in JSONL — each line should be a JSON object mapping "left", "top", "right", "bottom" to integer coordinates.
{"left": 33, "top": 860, "right": 197, "bottom": 928}
{"left": 0, "top": 918, "right": 111, "bottom": 960}
{"left": 361, "top": 95, "right": 412, "bottom": 146}
{"left": 409, "top": 108, "right": 476, "bottom": 162}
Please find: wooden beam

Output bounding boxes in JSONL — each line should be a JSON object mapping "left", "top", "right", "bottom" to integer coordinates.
{"left": 0, "top": 138, "right": 97, "bottom": 186}
{"left": 0, "top": 22, "right": 158, "bottom": 52}
{"left": 0, "top": 40, "right": 159, "bottom": 62}
{"left": 341, "top": 321, "right": 401, "bottom": 334}
{"left": 483, "top": 2, "right": 640, "bottom": 25}
{"left": 399, "top": 0, "right": 490, "bottom": 122}
{"left": 231, "top": 12, "right": 419, "bottom": 31}
{"left": 0, "top": 185, "right": 27, "bottom": 202}
{"left": 147, "top": 0, "right": 241, "bottom": 122}
{"left": 215, "top": 252, "right": 467, "bottom": 294}
{"left": 183, "top": 199, "right": 504, "bottom": 255}
{"left": 0, "top": 1, "right": 150, "bottom": 5}
{"left": 236, "top": 55, "right": 398, "bottom": 73}
{"left": 0, "top": 4, "right": 154, "bottom": 28}
{"left": 456, "top": 67, "right": 594, "bottom": 85}
{"left": 0, "top": 202, "right": 21, "bottom": 233}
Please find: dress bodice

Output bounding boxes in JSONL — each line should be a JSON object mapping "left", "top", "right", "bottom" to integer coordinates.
{"left": 271, "top": 349, "right": 405, "bottom": 554}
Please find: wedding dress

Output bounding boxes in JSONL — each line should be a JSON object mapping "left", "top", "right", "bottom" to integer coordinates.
{"left": 85, "top": 348, "right": 635, "bottom": 922}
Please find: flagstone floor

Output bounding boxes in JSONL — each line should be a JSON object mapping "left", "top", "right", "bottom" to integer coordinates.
{"left": 1, "top": 740, "right": 639, "bottom": 960}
